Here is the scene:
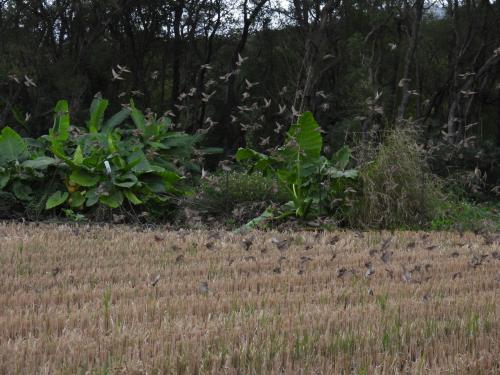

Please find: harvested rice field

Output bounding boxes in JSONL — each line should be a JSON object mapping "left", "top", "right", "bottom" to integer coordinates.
{"left": 0, "top": 223, "right": 499, "bottom": 374}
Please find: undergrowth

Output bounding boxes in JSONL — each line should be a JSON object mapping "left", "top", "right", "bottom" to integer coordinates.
{"left": 184, "top": 171, "right": 288, "bottom": 226}
{"left": 431, "top": 200, "right": 500, "bottom": 232}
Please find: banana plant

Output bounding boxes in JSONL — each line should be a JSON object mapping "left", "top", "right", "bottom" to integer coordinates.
{"left": 44, "top": 99, "right": 184, "bottom": 210}
{"left": 236, "top": 112, "right": 357, "bottom": 223}
{"left": 1, "top": 96, "right": 220, "bottom": 217}
{"left": 127, "top": 101, "right": 222, "bottom": 174}
{"left": 0, "top": 126, "right": 59, "bottom": 203}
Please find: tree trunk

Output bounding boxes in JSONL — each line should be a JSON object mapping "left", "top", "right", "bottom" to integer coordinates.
{"left": 171, "top": 1, "right": 184, "bottom": 117}
{"left": 396, "top": 0, "right": 424, "bottom": 125}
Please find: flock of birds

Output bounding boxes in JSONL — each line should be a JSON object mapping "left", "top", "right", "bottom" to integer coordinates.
{"left": 106, "top": 54, "right": 333, "bottom": 145}
{"left": 146, "top": 231, "right": 500, "bottom": 297}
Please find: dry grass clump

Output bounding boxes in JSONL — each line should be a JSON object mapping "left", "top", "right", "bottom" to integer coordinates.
{"left": 0, "top": 223, "right": 498, "bottom": 374}
{"left": 350, "top": 130, "right": 444, "bottom": 229}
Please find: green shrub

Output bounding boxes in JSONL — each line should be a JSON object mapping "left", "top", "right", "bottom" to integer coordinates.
{"left": 348, "top": 129, "right": 444, "bottom": 229}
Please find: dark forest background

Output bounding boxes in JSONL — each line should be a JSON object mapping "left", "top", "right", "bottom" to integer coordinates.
{"left": 1, "top": 0, "right": 499, "bottom": 198}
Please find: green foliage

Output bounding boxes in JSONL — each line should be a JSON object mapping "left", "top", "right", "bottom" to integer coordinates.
{"left": 0, "top": 97, "right": 211, "bottom": 219}
{"left": 46, "top": 191, "right": 69, "bottom": 209}
{"left": 0, "top": 127, "right": 60, "bottom": 217}
{"left": 0, "top": 127, "right": 29, "bottom": 165}
{"left": 236, "top": 112, "right": 358, "bottom": 224}
{"left": 430, "top": 200, "right": 500, "bottom": 232}
{"left": 42, "top": 98, "right": 210, "bottom": 212}
{"left": 3, "top": 100, "right": 494, "bottom": 232}
{"left": 49, "top": 100, "right": 70, "bottom": 143}
{"left": 187, "top": 171, "right": 288, "bottom": 225}
{"left": 87, "top": 97, "right": 109, "bottom": 133}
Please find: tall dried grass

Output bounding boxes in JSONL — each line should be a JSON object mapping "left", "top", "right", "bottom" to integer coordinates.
{"left": 0, "top": 223, "right": 498, "bottom": 374}
{"left": 349, "top": 130, "right": 444, "bottom": 229}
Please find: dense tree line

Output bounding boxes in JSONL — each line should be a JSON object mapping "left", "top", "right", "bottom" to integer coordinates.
{"left": 1, "top": 1, "right": 499, "bottom": 191}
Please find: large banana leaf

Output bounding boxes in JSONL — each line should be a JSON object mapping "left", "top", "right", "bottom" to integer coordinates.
{"left": 50, "top": 100, "right": 70, "bottom": 142}
{"left": 130, "top": 100, "right": 146, "bottom": 133}
{"left": 0, "top": 127, "right": 29, "bottom": 165}
{"left": 285, "top": 111, "right": 322, "bottom": 160}
{"left": 70, "top": 169, "right": 100, "bottom": 187}
{"left": 22, "top": 156, "right": 58, "bottom": 169}
{"left": 87, "top": 97, "right": 109, "bottom": 133}
{"left": 0, "top": 170, "right": 10, "bottom": 188}
{"left": 102, "top": 108, "right": 131, "bottom": 133}
{"left": 46, "top": 191, "right": 69, "bottom": 209}
{"left": 100, "top": 190, "right": 124, "bottom": 208}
